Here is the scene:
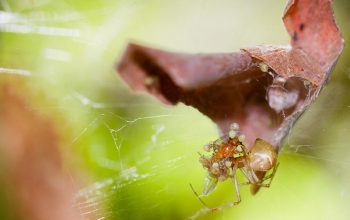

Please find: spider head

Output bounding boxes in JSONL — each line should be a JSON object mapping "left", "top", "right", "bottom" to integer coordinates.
{"left": 248, "top": 138, "right": 277, "bottom": 172}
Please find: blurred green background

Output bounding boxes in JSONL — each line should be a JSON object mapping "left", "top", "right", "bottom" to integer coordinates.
{"left": 1, "top": 0, "right": 350, "bottom": 219}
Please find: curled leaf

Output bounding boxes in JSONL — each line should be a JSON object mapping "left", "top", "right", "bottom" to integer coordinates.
{"left": 116, "top": 0, "right": 344, "bottom": 151}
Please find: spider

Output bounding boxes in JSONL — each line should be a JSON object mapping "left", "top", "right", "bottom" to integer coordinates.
{"left": 191, "top": 123, "right": 279, "bottom": 212}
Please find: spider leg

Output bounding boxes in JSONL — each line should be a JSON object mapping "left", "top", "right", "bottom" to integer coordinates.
{"left": 239, "top": 167, "right": 255, "bottom": 185}
{"left": 262, "top": 162, "right": 279, "bottom": 181}
{"left": 189, "top": 166, "right": 243, "bottom": 219}
{"left": 189, "top": 184, "right": 210, "bottom": 209}
{"left": 239, "top": 162, "right": 280, "bottom": 187}
{"left": 211, "top": 165, "right": 242, "bottom": 212}
{"left": 191, "top": 165, "right": 242, "bottom": 213}
{"left": 240, "top": 158, "right": 259, "bottom": 183}
{"left": 231, "top": 165, "right": 241, "bottom": 203}
{"left": 257, "top": 162, "right": 280, "bottom": 188}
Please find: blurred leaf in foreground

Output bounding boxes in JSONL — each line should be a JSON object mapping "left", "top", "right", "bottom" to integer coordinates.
{"left": 0, "top": 84, "right": 80, "bottom": 220}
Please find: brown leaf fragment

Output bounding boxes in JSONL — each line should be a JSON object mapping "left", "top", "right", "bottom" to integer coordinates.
{"left": 242, "top": 46, "right": 323, "bottom": 86}
{"left": 117, "top": 43, "right": 254, "bottom": 104}
{"left": 0, "top": 85, "right": 80, "bottom": 220}
{"left": 116, "top": 0, "right": 344, "bottom": 151}
{"left": 283, "top": 0, "right": 344, "bottom": 74}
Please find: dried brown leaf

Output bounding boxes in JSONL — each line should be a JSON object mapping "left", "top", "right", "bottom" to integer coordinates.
{"left": 116, "top": 0, "right": 344, "bottom": 150}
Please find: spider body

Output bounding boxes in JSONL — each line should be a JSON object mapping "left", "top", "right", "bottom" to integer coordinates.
{"left": 192, "top": 123, "right": 279, "bottom": 212}
{"left": 201, "top": 135, "right": 245, "bottom": 182}
{"left": 213, "top": 138, "right": 240, "bottom": 160}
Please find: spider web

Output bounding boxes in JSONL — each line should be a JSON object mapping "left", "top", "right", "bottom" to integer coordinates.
{"left": 1, "top": 0, "right": 350, "bottom": 219}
